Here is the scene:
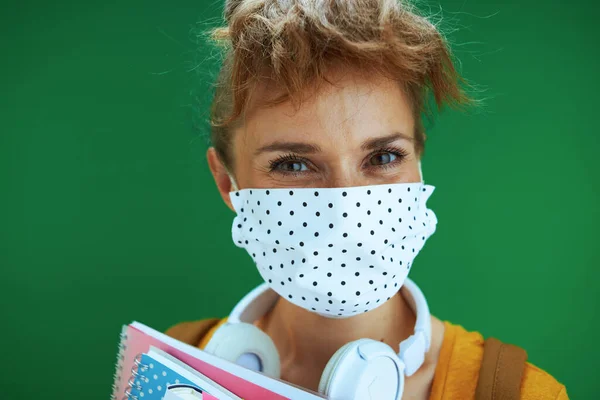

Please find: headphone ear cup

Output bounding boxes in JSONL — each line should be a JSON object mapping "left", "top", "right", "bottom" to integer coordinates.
{"left": 318, "top": 339, "right": 365, "bottom": 396}
{"left": 203, "top": 322, "right": 281, "bottom": 379}
{"left": 318, "top": 339, "right": 404, "bottom": 400}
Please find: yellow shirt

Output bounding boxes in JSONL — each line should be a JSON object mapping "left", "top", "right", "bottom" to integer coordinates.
{"left": 429, "top": 322, "right": 568, "bottom": 400}
{"left": 166, "top": 319, "right": 568, "bottom": 399}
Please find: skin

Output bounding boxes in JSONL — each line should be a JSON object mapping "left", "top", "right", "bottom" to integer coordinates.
{"left": 207, "top": 67, "right": 445, "bottom": 399}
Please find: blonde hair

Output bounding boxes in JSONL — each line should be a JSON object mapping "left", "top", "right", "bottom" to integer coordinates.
{"left": 208, "top": 0, "right": 474, "bottom": 169}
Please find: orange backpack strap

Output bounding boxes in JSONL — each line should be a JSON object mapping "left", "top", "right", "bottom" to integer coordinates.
{"left": 165, "top": 318, "right": 222, "bottom": 348}
{"left": 475, "top": 337, "right": 528, "bottom": 400}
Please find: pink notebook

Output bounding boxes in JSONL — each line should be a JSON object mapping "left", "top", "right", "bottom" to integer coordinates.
{"left": 112, "top": 321, "right": 325, "bottom": 400}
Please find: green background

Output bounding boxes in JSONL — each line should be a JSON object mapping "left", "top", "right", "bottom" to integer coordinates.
{"left": 1, "top": 0, "right": 598, "bottom": 398}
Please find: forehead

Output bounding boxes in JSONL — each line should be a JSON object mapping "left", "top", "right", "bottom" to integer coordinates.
{"left": 236, "top": 68, "right": 416, "bottom": 150}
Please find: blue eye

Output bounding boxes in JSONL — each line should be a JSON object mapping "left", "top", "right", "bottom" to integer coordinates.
{"left": 276, "top": 160, "right": 309, "bottom": 172}
{"left": 369, "top": 152, "right": 397, "bottom": 166}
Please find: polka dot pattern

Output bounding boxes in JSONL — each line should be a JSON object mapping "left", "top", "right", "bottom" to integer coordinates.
{"left": 128, "top": 353, "right": 196, "bottom": 400}
{"left": 231, "top": 182, "right": 437, "bottom": 318}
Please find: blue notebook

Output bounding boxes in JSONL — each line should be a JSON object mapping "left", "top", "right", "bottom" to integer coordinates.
{"left": 126, "top": 347, "right": 240, "bottom": 400}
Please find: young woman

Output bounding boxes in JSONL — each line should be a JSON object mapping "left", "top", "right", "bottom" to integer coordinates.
{"left": 167, "top": 1, "right": 568, "bottom": 398}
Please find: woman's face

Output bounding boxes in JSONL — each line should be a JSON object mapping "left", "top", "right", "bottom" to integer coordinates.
{"left": 208, "top": 68, "right": 422, "bottom": 211}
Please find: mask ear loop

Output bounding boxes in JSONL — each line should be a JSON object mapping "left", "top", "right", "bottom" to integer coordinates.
{"left": 418, "top": 161, "right": 424, "bottom": 183}
{"left": 226, "top": 169, "right": 239, "bottom": 192}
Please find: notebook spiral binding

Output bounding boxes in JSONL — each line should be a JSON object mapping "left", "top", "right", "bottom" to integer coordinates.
{"left": 123, "top": 354, "right": 149, "bottom": 400}
{"left": 111, "top": 326, "right": 129, "bottom": 400}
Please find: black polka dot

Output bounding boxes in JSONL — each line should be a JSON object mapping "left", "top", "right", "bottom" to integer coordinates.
{"left": 313, "top": 281, "right": 318, "bottom": 286}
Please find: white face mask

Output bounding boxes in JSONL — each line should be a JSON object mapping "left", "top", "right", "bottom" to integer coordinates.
{"left": 229, "top": 181, "right": 437, "bottom": 318}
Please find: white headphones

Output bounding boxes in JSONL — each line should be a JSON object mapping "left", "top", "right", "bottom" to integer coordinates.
{"left": 204, "top": 278, "right": 431, "bottom": 400}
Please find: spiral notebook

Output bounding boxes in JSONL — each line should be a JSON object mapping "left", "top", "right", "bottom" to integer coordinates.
{"left": 112, "top": 321, "right": 325, "bottom": 400}
{"left": 125, "top": 347, "right": 235, "bottom": 400}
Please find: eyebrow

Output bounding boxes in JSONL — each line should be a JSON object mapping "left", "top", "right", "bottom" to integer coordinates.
{"left": 360, "top": 132, "right": 413, "bottom": 151}
{"left": 254, "top": 132, "right": 412, "bottom": 155}
{"left": 254, "top": 141, "right": 322, "bottom": 155}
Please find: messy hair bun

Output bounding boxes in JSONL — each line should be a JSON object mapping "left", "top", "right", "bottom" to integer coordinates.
{"left": 209, "top": 0, "right": 474, "bottom": 169}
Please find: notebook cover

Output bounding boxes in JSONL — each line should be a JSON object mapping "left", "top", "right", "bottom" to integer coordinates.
{"left": 112, "top": 322, "right": 324, "bottom": 400}
{"left": 127, "top": 353, "right": 218, "bottom": 400}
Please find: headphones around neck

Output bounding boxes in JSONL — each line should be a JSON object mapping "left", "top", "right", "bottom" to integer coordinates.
{"left": 203, "top": 278, "right": 431, "bottom": 400}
